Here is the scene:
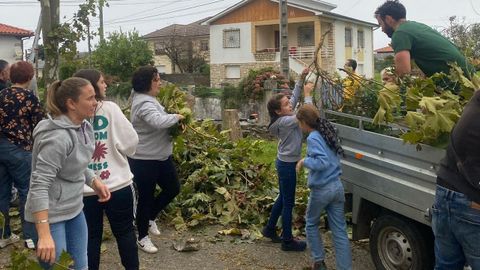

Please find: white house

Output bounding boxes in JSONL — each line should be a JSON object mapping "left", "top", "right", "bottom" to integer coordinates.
{"left": 0, "top": 23, "right": 34, "bottom": 63}
{"left": 203, "top": 0, "right": 377, "bottom": 87}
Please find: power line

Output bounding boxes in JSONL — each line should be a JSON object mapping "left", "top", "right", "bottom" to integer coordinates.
{"left": 104, "top": 0, "right": 225, "bottom": 24}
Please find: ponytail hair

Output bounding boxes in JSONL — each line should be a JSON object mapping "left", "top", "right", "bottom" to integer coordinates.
{"left": 46, "top": 77, "right": 91, "bottom": 117}
{"left": 267, "top": 93, "right": 287, "bottom": 127}
{"left": 296, "top": 104, "right": 344, "bottom": 156}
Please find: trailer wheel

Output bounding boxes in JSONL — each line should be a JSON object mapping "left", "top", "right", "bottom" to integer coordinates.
{"left": 370, "top": 215, "right": 433, "bottom": 270}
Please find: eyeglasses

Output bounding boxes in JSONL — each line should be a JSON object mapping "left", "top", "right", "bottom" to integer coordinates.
{"left": 152, "top": 76, "right": 161, "bottom": 82}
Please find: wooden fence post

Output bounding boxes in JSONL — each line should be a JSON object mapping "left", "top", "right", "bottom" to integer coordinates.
{"left": 223, "top": 109, "right": 242, "bottom": 141}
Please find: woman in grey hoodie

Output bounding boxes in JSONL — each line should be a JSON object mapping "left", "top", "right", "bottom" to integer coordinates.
{"left": 25, "top": 77, "right": 111, "bottom": 270}
{"left": 128, "top": 66, "right": 184, "bottom": 254}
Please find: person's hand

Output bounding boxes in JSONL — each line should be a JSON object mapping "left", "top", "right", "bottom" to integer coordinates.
{"left": 176, "top": 114, "right": 185, "bottom": 121}
{"left": 296, "top": 159, "right": 304, "bottom": 173}
{"left": 304, "top": 82, "right": 314, "bottom": 97}
{"left": 36, "top": 232, "right": 55, "bottom": 265}
{"left": 301, "top": 68, "right": 310, "bottom": 80}
{"left": 92, "top": 178, "right": 111, "bottom": 202}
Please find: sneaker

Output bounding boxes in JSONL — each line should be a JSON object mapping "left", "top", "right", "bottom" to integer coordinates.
{"left": 137, "top": 236, "right": 158, "bottom": 253}
{"left": 0, "top": 233, "right": 20, "bottom": 248}
{"left": 281, "top": 238, "right": 307, "bottom": 252}
{"left": 313, "top": 260, "right": 327, "bottom": 270}
{"left": 24, "top": 238, "right": 35, "bottom": 249}
{"left": 261, "top": 226, "right": 282, "bottom": 243}
{"left": 148, "top": 220, "right": 161, "bottom": 236}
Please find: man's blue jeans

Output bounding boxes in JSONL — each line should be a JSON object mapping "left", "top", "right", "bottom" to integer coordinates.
{"left": 432, "top": 185, "right": 480, "bottom": 270}
{"left": 39, "top": 212, "right": 88, "bottom": 270}
{"left": 265, "top": 159, "right": 297, "bottom": 240}
{"left": 305, "top": 181, "right": 352, "bottom": 270}
{"left": 0, "top": 137, "right": 36, "bottom": 240}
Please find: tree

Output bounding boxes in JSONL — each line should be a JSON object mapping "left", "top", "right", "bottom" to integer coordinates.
{"left": 442, "top": 16, "right": 480, "bottom": 65}
{"left": 160, "top": 29, "right": 207, "bottom": 73}
{"left": 40, "top": 0, "right": 98, "bottom": 95}
{"left": 92, "top": 31, "right": 153, "bottom": 81}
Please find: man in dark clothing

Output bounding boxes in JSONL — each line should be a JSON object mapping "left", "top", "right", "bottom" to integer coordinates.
{"left": 374, "top": 1, "right": 475, "bottom": 78}
{"left": 433, "top": 90, "right": 480, "bottom": 269}
{"left": 0, "top": 60, "right": 9, "bottom": 90}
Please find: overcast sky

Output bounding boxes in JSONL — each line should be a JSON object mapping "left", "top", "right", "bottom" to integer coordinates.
{"left": 2, "top": 0, "right": 480, "bottom": 52}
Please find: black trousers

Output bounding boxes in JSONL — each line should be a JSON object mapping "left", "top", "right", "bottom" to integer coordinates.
{"left": 128, "top": 156, "right": 180, "bottom": 240}
{"left": 83, "top": 185, "right": 139, "bottom": 270}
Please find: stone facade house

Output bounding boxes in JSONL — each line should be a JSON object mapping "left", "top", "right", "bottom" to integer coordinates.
{"left": 0, "top": 23, "right": 34, "bottom": 63}
{"left": 143, "top": 19, "right": 210, "bottom": 74}
{"left": 203, "top": 0, "right": 377, "bottom": 87}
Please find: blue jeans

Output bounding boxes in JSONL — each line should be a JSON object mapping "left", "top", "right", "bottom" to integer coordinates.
{"left": 432, "top": 185, "right": 480, "bottom": 270}
{"left": 0, "top": 137, "right": 36, "bottom": 240}
{"left": 305, "top": 181, "right": 352, "bottom": 270}
{"left": 265, "top": 159, "right": 297, "bottom": 240}
{"left": 39, "top": 212, "right": 88, "bottom": 270}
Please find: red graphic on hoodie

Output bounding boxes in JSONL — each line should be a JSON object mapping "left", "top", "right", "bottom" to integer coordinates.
{"left": 92, "top": 141, "right": 108, "bottom": 162}
{"left": 100, "top": 170, "right": 111, "bottom": 180}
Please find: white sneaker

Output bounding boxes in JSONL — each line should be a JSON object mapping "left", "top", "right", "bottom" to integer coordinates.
{"left": 148, "top": 220, "right": 161, "bottom": 236}
{"left": 0, "top": 233, "right": 20, "bottom": 248}
{"left": 137, "top": 236, "right": 158, "bottom": 253}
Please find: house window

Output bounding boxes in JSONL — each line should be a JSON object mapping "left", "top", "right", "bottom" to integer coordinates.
{"left": 223, "top": 29, "right": 241, "bottom": 48}
{"left": 200, "top": 40, "right": 209, "bottom": 51}
{"left": 156, "top": 65, "right": 166, "bottom": 74}
{"left": 225, "top": 65, "right": 241, "bottom": 79}
{"left": 357, "top": 30, "right": 365, "bottom": 48}
{"left": 345, "top": 28, "right": 352, "bottom": 47}
{"left": 298, "top": 26, "right": 314, "bottom": 47}
{"left": 155, "top": 42, "right": 166, "bottom": 55}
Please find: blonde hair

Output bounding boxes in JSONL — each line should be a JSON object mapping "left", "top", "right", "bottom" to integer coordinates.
{"left": 46, "top": 78, "right": 91, "bottom": 116}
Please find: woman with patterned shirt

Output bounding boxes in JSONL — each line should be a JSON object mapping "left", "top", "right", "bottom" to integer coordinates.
{"left": 0, "top": 61, "right": 44, "bottom": 248}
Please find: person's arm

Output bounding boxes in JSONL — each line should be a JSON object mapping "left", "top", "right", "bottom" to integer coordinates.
{"left": 303, "top": 135, "right": 330, "bottom": 171}
{"left": 137, "top": 101, "right": 181, "bottom": 129}
{"left": 111, "top": 102, "right": 139, "bottom": 157}
{"left": 28, "top": 92, "right": 45, "bottom": 126}
{"left": 29, "top": 132, "right": 71, "bottom": 265}
{"left": 289, "top": 68, "right": 310, "bottom": 108}
{"left": 33, "top": 210, "right": 55, "bottom": 265}
{"left": 395, "top": 50, "right": 412, "bottom": 76}
{"left": 304, "top": 82, "right": 314, "bottom": 104}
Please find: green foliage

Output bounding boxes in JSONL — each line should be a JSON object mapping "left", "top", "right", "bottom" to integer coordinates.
{"left": 170, "top": 123, "right": 307, "bottom": 235}
{"left": 221, "top": 84, "right": 244, "bottom": 109}
{"left": 107, "top": 81, "right": 132, "bottom": 99}
{"left": 193, "top": 86, "right": 222, "bottom": 98}
{"left": 374, "top": 55, "right": 395, "bottom": 73}
{"left": 238, "top": 67, "right": 290, "bottom": 101}
{"left": 92, "top": 31, "right": 153, "bottom": 81}
{"left": 9, "top": 249, "right": 73, "bottom": 270}
{"left": 373, "top": 64, "right": 480, "bottom": 146}
{"left": 157, "top": 84, "right": 193, "bottom": 137}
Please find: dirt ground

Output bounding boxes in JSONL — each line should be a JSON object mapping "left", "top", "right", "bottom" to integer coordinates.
{"left": 0, "top": 223, "right": 375, "bottom": 270}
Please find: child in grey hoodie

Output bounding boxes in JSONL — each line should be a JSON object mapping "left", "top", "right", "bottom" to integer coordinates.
{"left": 262, "top": 70, "right": 312, "bottom": 252}
{"left": 25, "top": 78, "right": 110, "bottom": 270}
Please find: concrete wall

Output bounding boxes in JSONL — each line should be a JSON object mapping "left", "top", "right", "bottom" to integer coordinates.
{"left": 0, "top": 36, "right": 23, "bottom": 63}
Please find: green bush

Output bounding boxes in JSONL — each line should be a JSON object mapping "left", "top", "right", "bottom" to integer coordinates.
{"left": 193, "top": 86, "right": 222, "bottom": 98}
{"left": 107, "top": 81, "right": 132, "bottom": 99}
{"left": 221, "top": 84, "right": 244, "bottom": 109}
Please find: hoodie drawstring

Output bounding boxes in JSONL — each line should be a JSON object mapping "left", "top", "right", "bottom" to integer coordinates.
{"left": 81, "top": 122, "right": 88, "bottom": 144}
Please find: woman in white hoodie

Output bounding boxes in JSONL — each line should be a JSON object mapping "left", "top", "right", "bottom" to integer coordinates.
{"left": 74, "top": 69, "right": 139, "bottom": 270}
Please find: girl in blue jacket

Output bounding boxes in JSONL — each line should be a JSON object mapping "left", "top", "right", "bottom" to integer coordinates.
{"left": 296, "top": 104, "right": 352, "bottom": 270}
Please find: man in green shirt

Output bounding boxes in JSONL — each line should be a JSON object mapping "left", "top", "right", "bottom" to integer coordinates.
{"left": 374, "top": 0, "right": 474, "bottom": 78}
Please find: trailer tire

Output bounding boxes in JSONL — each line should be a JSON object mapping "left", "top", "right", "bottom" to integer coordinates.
{"left": 370, "top": 214, "right": 433, "bottom": 270}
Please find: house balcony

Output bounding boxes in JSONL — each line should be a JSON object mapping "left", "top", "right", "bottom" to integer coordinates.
{"left": 253, "top": 21, "right": 318, "bottom": 62}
